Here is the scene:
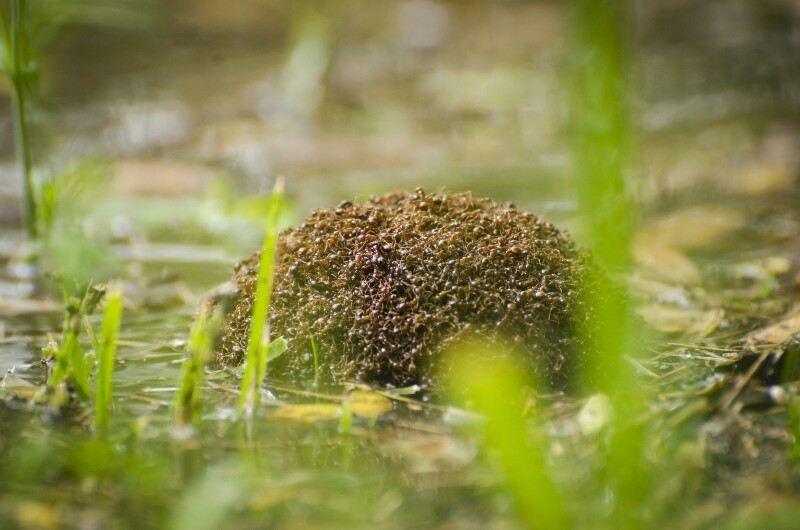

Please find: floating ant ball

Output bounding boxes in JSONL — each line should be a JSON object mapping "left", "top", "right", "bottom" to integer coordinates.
{"left": 214, "top": 189, "right": 606, "bottom": 389}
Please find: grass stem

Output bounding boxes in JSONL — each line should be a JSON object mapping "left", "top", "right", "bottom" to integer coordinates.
{"left": 95, "top": 286, "right": 122, "bottom": 431}
{"left": 311, "top": 336, "right": 319, "bottom": 386}
{"left": 238, "top": 177, "right": 285, "bottom": 419}
{"left": 6, "top": 0, "right": 37, "bottom": 238}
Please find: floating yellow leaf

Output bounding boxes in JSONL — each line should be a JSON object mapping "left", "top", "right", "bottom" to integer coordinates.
{"left": 270, "top": 404, "right": 341, "bottom": 423}
{"left": 347, "top": 390, "right": 393, "bottom": 418}
{"left": 16, "top": 501, "right": 59, "bottom": 529}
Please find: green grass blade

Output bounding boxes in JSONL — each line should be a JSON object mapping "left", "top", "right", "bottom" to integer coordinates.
{"left": 446, "top": 342, "right": 569, "bottom": 529}
{"left": 238, "top": 178, "right": 284, "bottom": 419}
{"left": 310, "top": 336, "right": 319, "bottom": 385}
{"left": 95, "top": 286, "right": 122, "bottom": 431}
{"left": 265, "top": 337, "right": 287, "bottom": 363}
{"left": 569, "top": 2, "right": 651, "bottom": 526}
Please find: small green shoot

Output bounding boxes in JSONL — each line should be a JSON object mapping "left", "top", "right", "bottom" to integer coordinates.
{"left": 175, "top": 308, "right": 221, "bottom": 431}
{"left": 47, "top": 282, "right": 105, "bottom": 401}
{"left": 310, "top": 335, "right": 319, "bottom": 385}
{"left": 238, "top": 177, "right": 285, "bottom": 419}
{"left": 265, "top": 337, "right": 288, "bottom": 364}
{"left": 95, "top": 285, "right": 122, "bottom": 432}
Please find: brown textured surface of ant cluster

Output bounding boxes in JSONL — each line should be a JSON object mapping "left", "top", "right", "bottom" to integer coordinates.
{"left": 215, "top": 189, "right": 603, "bottom": 389}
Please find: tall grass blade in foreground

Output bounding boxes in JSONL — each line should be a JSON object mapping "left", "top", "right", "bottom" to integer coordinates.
{"left": 445, "top": 342, "right": 569, "bottom": 529}
{"left": 238, "top": 178, "right": 285, "bottom": 419}
{"left": 95, "top": 286, "right": 122, "bottom": 431}
{"left": 569, "top": 1, "right": 649, "bottom": 526}
{"left": 0, "top": 0, "right": 37, "bottom": 238}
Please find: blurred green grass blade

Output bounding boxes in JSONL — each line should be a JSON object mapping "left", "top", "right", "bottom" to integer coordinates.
{"left": 447, "top": 342, "right": 569, "bottom": 529}
{"left": 95, "top": 286, "right": 122, "bottom": 431}
{"left": 569, "top": 2, "right": 652, "bottom": 527}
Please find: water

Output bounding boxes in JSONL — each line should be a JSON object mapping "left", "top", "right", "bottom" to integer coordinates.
{"left": 2, "top": 1, "right": 800, "bottom": 528}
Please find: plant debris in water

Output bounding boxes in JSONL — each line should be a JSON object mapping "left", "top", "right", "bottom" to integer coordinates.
{"left": 214, "top": 189, "right": 607, "bottom": 388}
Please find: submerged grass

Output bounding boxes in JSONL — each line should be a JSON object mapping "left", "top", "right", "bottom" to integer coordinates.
{"left": 238, "top": 178, "right": 285, "bottom": 419}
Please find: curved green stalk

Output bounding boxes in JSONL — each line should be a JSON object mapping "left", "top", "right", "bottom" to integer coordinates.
{"left": 238, "top": 178, "right": 285, "bottom": 419}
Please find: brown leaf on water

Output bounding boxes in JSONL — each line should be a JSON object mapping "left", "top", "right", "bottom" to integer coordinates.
{"left": 631, "top": 245, "right": 701, "bottom": 285}
{"left": 631, "top": 205, "right": 746, "bottom": 286}
{"left": 635, "top": 206, "right": 746, "bottom": 251}
{"left": 637, "top": 305, "right": 722, "bottom": 336}
{"left": 747, "top": 305, "right": 800, "bottom": 346}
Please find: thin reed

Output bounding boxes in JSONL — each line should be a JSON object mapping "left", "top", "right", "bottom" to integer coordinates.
{"left": 0, "top": 0, "right": 37, "bottom": 238}
{"left": 238, "top": 178, "right": 285, "bottom": 419}
{"left": 95, "top": 286, "right": 122, "bottom": 431}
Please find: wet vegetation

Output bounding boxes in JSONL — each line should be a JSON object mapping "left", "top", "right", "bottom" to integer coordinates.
{"left": 2, "top": 1, "right": 800, "bottom": 529}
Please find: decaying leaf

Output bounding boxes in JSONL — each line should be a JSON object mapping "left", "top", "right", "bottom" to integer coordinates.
{"left": 631, "top": 205, "right": 746, "bottom": 286}
{"left": 631, "top": 245, "right": 701, "bottom": 285}
{"left": 635, "top": 206, "right": 746, "bottom": 251}
{"left": 747, "top": 305, "right": 800, "bottom": 346}
{"left": 637, "top": 304, "right": 722, "bottom": 336}
{"left": 1, "top": 370, "right": 37, "bottom": 400}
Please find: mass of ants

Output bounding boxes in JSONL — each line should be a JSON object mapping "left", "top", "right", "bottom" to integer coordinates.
{"left": 214, "top": 189, "right": 605, "bottom": 389}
